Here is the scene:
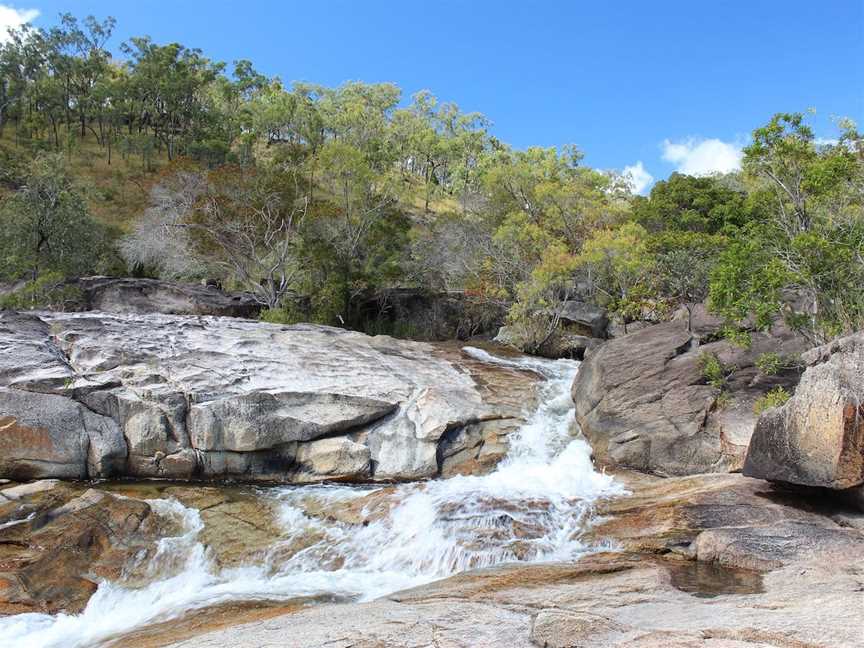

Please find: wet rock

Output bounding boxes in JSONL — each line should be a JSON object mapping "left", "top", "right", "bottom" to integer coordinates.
{"left": 165, "top": 551, "right": 864, "bottom": 648}
{"left": 0, "top": 483, "right": 165, "bottom": 614}
{"left": 438, "top": 418, "right": 520, "bottom": 477}
{"left": 0, "top": 312, "right": 537, "bottom": 482}
{"left": 744, "top": 331, "right": 864, "bottom": 490}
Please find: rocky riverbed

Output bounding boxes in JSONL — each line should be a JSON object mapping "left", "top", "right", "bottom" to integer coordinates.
{"left": 1, "top": 308, "right": 863, "bottom": 648}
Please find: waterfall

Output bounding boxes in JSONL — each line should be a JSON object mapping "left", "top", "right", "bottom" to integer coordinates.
{"left": 0, "top": 348, "right": 622, "bottom": 648}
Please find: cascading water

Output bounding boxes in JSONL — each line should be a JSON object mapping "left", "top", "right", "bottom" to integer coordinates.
{"left": 0, "top": 348, "right": 623, "bottom": 648}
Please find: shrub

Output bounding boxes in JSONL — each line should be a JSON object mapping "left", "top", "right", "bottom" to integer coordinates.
{"left": 699, "top": 352, "right": 731, "bottom": 390}
{"left": 0, "top": 272, "right": 83, "bottom": 310}
{"left": 755, "top": 351, "right": 801, "bottom": 376}
{"left": 754, "top": 386, "right": 791, "bottom": 414}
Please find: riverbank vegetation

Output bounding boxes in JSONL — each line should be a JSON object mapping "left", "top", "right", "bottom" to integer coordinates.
{"left": 1, "top": 14, "right": 862, "bottom": 346}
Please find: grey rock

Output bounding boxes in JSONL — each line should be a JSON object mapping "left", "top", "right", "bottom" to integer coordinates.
{"left": 0, "top": 388, "right": 125, "bottom": 479}
{"left": 494, "top": 325, "right": 600, "bottom": 360}
{"left": 0, "top": 312, "right": 536, "bottom": 482}
{"left": 292, "top": 437, "right": 371, "bottom": 482}
{"left": 188, "top": 391, "right": 397, "bottom": 451}
{"left": 65, "top": 276, "right": 261, "bottom": 318}
{"left": 558, "top": 300, "right": 609, "bottom": 337}
{"left": 572, "top": 320, "right": 805, "bottom": 476}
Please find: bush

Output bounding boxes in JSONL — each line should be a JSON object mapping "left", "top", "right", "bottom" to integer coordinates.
{"left": 0, "top": 272, "right": 83, "bottom": 310}
{"left": 755, "top": 352, "right": 783, "bottom": 375}
{"left": 755, "top": 351, "right": 802, "bottom": 376}
{"left": 754, "top": 386, "right": 791, "bottom": 414}
{"left": 699, "top": 352, "right": 731, "bottom": 390}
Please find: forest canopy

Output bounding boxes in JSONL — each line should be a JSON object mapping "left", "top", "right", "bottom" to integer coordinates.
{"left": 1, "top": 14, "right": 862, "bottom": 348}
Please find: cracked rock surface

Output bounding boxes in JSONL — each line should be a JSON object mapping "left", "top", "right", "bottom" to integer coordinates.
{"left": 572, "top": 319, "right": 805, "bottom": 476}
{"left": 0, "top": 311, "right": 538, "bottom": 482}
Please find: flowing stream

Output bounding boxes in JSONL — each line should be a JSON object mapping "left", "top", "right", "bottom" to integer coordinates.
{"left": 0, "top": 348, "right": 623, "bottom": 648}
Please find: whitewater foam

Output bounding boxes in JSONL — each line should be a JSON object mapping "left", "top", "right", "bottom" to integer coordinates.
{"left": 0, "top": 348, "right": 622, "bottom": 648}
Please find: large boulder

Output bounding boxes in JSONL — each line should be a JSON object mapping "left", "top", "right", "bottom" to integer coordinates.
{"left": 63, "top": 276, "right": 261, "bottom": 318}
{"left": 0, "top": 388, "right": 125, "bottom": 479}
{"left": 0, "top": 311, "right": 537, "bottom": 482}
{"left": 572, "top": 319, "right": 805, "bottom": 476}
{"left": 744, "top": 332, "right": 864, "bottom": 491}
{"left": 494, "top": 325, "right": 601, "bottom": 360}
{"left": 558, "top": 300, "right": 608, "bottom": 338}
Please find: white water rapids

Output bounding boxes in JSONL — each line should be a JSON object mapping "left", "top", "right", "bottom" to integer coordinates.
{"left": 0, "top": 348, "right": 623, "bottom": 648}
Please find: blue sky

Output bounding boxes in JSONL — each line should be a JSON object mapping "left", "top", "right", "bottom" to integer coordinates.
{"left": 2, "top": 1, "right": 862, "bottom": 192}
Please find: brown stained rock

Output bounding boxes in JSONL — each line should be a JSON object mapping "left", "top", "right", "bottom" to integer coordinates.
{"left": 100, "top": 483, "right": 286, "bottom": 570}
{"left": 163, "top": 549, "right": 864, "bottom": 647}
{"left": 0, "top": 483, "right": 166, "bottom": 614}
{"left": 587, "top": 471, "right": 864, "bottom": 572}
{"left": 0, "top": 387, "right": 127, "bottom": 480}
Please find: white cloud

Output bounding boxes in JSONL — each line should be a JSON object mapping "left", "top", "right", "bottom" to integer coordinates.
{"left": 661, "top": 138, "right": 743, "bottom": 176}
{"left": 622, "top": 161, "right": 653, "bottom": 195}
{"left": 814, "top": 137, "right": 838, "bottom": 148}
{"left": 0, "top": 4, "right": 39, "bottom": 44}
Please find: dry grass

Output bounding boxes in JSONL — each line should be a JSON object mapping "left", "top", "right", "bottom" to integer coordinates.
{"left": 0, "top": 129, "right": 173, "bottom": 231}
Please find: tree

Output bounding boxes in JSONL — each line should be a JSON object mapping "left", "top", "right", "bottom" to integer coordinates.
{"left": 650, "top": 231, "right": 727, "bottom": 329}
{"left": 0, "top": 153, "right": 102, "bottom": 280}
{"left": 122, "top": 165, "right": 307, "bottom": 308}
{"left": 507, "top": 242, "right": 579, "bottom": 353}
{"left": 633, "top": 172, "right": 758, "bottom": 234}
{"left": 710, "top": 113, "right": 864, "bottom": 345}
{"left": 576, "top": 222, "right": 656, "bottom": 325}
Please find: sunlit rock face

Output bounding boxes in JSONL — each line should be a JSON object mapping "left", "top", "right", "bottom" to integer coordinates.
{"left": 0, "top": 311, "right": 537, "bottom": 482}
{"left": 572, "top": 317, "right": 806, "bottom": 477}
{"left": 745, "top": 331, "right": 864, "bottom": 493}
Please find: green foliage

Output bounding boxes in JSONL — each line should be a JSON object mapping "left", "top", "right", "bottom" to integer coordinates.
{"left": 755, "top": 352, "right": 783, "bottom": 376}
{"left": 710, "top": 113, "right": 864, "bottom": 345}
{"left": 754, "top": 386, "right": 792, "bottom": 414}
{"left": 506, "top": 243, "right": 580, "bottom": 353}
{"left": 0, "top": 153, "right": 109, "bottom": 281}
{"left": 259, "top": 303, "right": 305, "bottom": 325}
{"left": 699, "top": 352, "right": 732, "bottom": 390}
{"left": 633, "top": 173, "right": 759, "bottom": 234}
{"left": 719, "top": 325, "right": 752, "bottom": 348}
{"left": 708, "top": 225, "right": 788, "bottom": 330}
{"left": 2, "top": 12, "right": 863, "bottom": 353}
{"left": 755, "top": 351, "right": 801, "bottom": 376}
{"left": 577, "top": 222, "right": 655, "bottom": 322}
{"left": 0, "top": 271, "right": 83, "bottom": 310}
{"left": 650, "top": 231, "right": 727, "bottom": 310}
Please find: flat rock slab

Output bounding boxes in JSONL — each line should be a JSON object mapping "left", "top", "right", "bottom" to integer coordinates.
{"left": 0, "top": 311, "right": 538, "bottom": 482}
{"left": 165, "top": 552, "right": 864, "bottom": 648}
{"left": 163, "top": 472, "right": 864, "bottom": 648}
